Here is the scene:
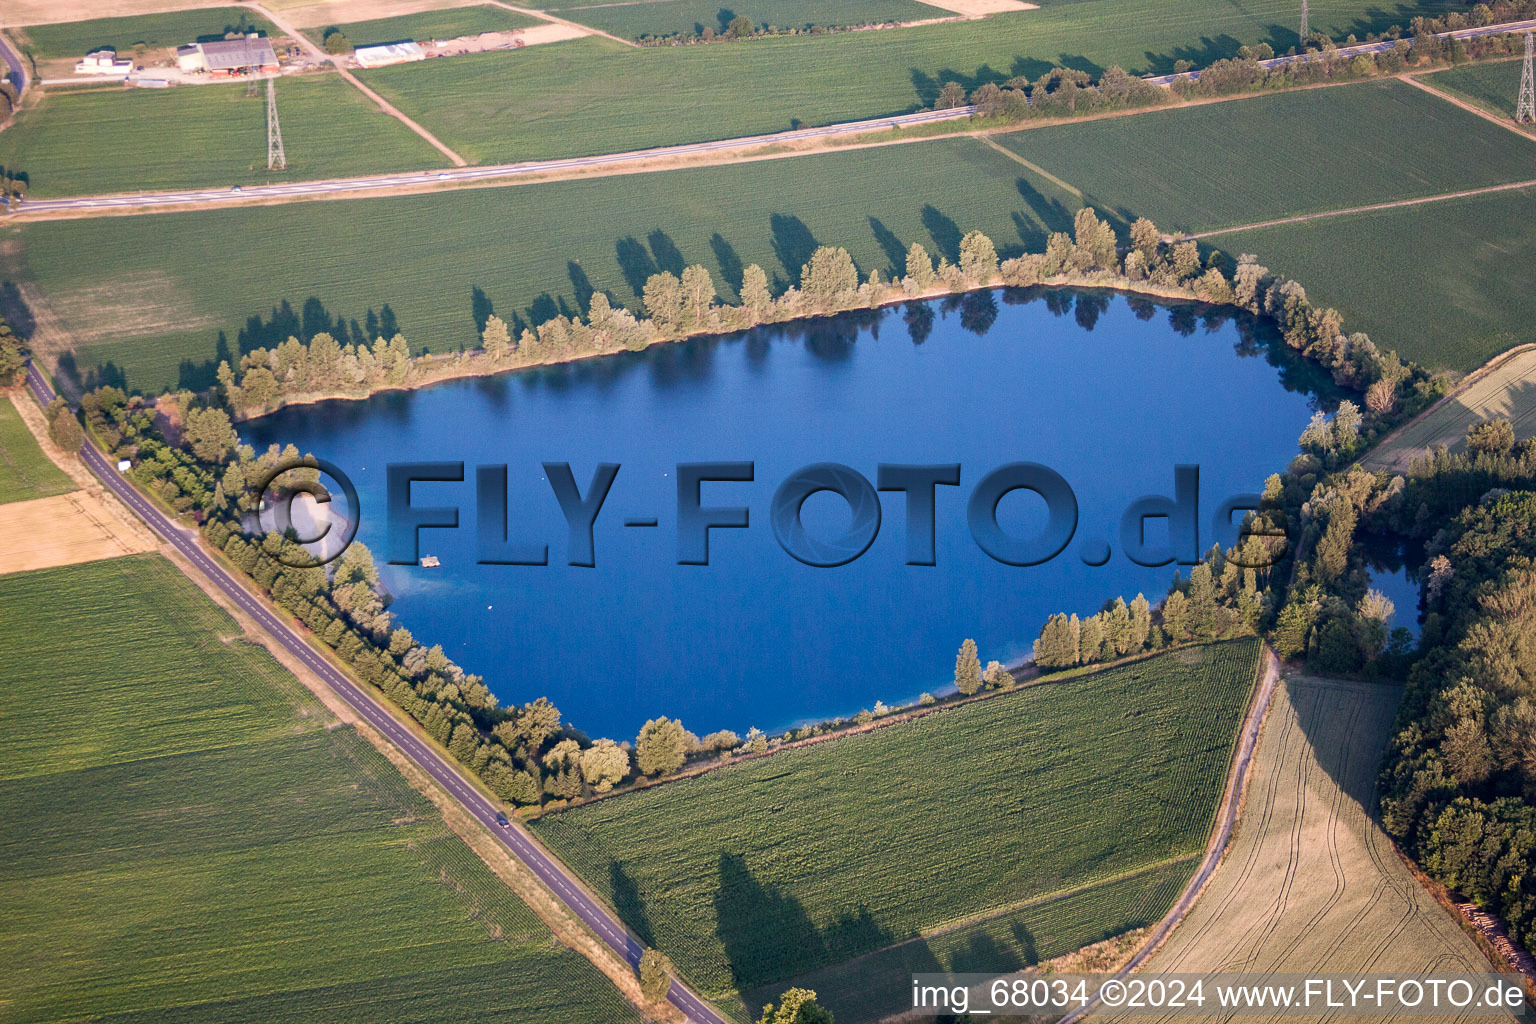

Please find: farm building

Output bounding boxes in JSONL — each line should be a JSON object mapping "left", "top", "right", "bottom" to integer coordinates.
{"left": 354, "top": 41, "right": 426, "bottom": 68}
{"left": 74, "top": 50, "right": 133, "bottom": 77}
{"left": 175, "top": 35, "right": 279, "bottom": 76}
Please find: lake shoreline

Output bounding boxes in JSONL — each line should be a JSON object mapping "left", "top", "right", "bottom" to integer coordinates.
{"left": 229, "top": 274, "right": 1213, "bottom": 423}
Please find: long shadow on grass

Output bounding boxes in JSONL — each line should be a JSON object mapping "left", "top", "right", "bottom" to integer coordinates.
{"left": 715, "top": 852, "right": 897, "bottom": 990}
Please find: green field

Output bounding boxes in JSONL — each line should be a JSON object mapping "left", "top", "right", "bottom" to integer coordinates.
{"left": 540, "top": 0, "right": 947, "bottom": 40}
{"left": 11, "top": 8, "right": 276, "bottom": 61}
{"left": 9, "top": 135, "right": 1082, "bottom": 393}
{"left": 0, "top": 74, "right": 449, "bottom": 198}
{"left": 1217, "top": 185, "right": 1536, "bottom": 372}
{"left": 0, "top": 554, "right": 645, "bottom": 1024}
{"left": 992, "top": 79, "right": 1536, "bottom": 233}
{"left": 300, "top": 4, "right": 540, "bottom": 47}
{"left": 0, "top": 395, "right": 72, "bottom": 504}
{"left": 530, "top": 640, "right": 1263, "bottom": 1003}
{"left": 752, "top": 857, "right": 1195, "bottom": 1023}
{"left": 357, "top": 0, "right": 1455, "bottom": 164}
{"left": 1423, "top": 58, "right": 1531, "bottom": 121}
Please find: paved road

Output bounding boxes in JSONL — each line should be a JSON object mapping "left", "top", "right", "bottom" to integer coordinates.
{"left": 24, "top": 362, "right": 730, "bottom": 1024}
{"left": 1146, "top": 17, "right": 1536, "bottom": 84}
{"left": 15, "top": 105, "right": 974, "bottom": 213}
{"left": 1058, "top": 649, "right": 1281, "bottom": 1024}
{"left": 0, "top": 29, "right": 27, "bottom": 96}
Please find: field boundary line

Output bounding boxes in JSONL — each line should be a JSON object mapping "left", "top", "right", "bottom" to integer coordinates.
{"left": 1059, "top": 647, "right": 1281, "bottom": 1024}
{"left": 1180, "top": 177, "right": 1536, "bottom": 240}
{"left": 481, "top": 0, "right": 640, "bottom": 47}
{"left": 1403, "top": 72, "right": 1536, "bottom": 139}
{"left": 245, "top": 1, "right": 470, "bottom": 166}
{"left": 975, "top": 135, "right": 1083, "bottom": 197}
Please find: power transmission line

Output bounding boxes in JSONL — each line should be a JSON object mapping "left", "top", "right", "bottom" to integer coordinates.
{"left": 266, "top": 76, "right": 286, "bottom": 170}
{"left": 1299, "top": 0, "right": 1309, "bottom": 45}
{"left": 1518, "top": 31, "right": 1534, "bottom": 125}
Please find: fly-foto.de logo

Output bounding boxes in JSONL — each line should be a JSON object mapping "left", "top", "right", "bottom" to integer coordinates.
{"left": 258, "top": 460, "right": 1287, "bottom": 571}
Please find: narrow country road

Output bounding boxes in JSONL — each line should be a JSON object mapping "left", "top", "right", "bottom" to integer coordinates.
{"left": 0, "top": 29, "right": 27, "bottom": 96}
{"left": 1058, "top": 649, "right": 1281, "bottom": 1024}
{"left": 23, "top": 362, "right": 730, "bottom": 1024}
{"left": 13, "top": 105, "right": 972, "bottom": 214}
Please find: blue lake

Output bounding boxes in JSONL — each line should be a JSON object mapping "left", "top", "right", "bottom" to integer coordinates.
{"left": 245, "top": 289, "right": 1334, "bottom": 740}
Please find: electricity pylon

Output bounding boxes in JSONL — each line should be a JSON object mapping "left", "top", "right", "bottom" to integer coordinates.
{"left": 266, "top": 76, "right": 286, "bottom": 170}
{"left": 1299, "top": 0, "right": 1309, "bottom": 45}
{"left": 1518, "top": 32, "right": 1535, "bottom": 125}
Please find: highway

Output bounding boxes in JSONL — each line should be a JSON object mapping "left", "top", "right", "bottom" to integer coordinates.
{"left": 15, "top": 105, "right": 975, "bottom": 214}
{"left": 1145, "top": 17, "right": 1536, "bottom": 84}
{"left": 24, "top": 362, "right": 731, "bottom": 1024}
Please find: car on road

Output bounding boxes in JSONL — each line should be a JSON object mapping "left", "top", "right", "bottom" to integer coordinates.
{"left": 230, "top": 185, "right": 243, "bottom": 192}
{"left": 495, "top": 812, "right": 510, "bottom": 827}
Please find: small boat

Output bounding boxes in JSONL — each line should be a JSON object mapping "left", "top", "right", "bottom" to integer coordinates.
{"left": 419, "top": 555, "right": 441, "bottom": 568}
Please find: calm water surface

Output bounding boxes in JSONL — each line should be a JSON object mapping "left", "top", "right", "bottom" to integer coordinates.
{"left": 246, "top": 289, "right": 1334, "bottom": 739}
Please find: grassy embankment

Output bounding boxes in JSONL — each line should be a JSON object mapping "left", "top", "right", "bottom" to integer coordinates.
{"left": 0, "top": 394, "right": 72, "bottom": 504}
{"left": 1092, "top": 676, "right": 1519, "bottom": 1024}
{"left": 0, "top": 553, "right": 647, "bottom": 1024}
{"left": 0, "top": 73, "right": 450, "bottom": 197}
{"left": 529, "top": 639, "right": 1264, "bottom": 1018}
{"left": 354, "top": 0, "right": 1456, "bottom": 163}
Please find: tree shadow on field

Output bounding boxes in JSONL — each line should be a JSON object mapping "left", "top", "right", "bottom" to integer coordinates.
{"left": 709, "top": 233, "right": 744, "bottom": 295}
{"left": 648, "top": 229, "right": 686, "bottom": 277}
{"left": 471, "top": 285, "right": 495, "bottom": 333}
{"left": 177, "top": 330, "right": 235, "bottom": 391}
{"left": 615, "top": 236, "right": 659, "bottom": 298}
{"left": 920, "top": 205, "right": 962, "bottom": 263}
{"left": 56, "top": 351, "right": 127, "bottom": 398}
{"left": 0, "top": 281, "right": 37, "bottom": 340}
{"left": 715, "top": 852, "right": 898, "bottom": 990}
{"left": 769, "top": 214, "right": 818, "bottom": 288}
{"left": 867, "top": 217, "right": 907, "bottom": 274}
{"left": 1141, "top": 34, "right": 1242, "bottom": 75}
{"left": 909, "top": 64, "right": 1008, "bottom": 106}
{"left": 609, "top": 861, "right": 657, "bottom": 948}
{"left": 567, "top": 261, "right": 596, "bottom": 315}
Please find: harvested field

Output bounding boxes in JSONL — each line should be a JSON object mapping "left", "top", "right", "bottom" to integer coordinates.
{"left": 1362, "top": 347, "right": 1536, "bottom": 472}
{"left": 297, "top": 3, "right": 541, "bottom": 45}
{"left": 0, "top": 393, "right": 72, "bottom": 504}
{"left": 0, "top": 489, "right": 154, "bottom": 573}
{"left": 530, "top": 640, "right": 1264, "bottom": 1004}
{"left": 1093, "top": 675, "right": 1515, "bottom": 1023}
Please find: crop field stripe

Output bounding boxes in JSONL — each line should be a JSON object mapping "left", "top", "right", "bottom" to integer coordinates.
{"left": 1213, "top": 184, "right": 1536, "bottom": 372}
{"left": 991, "top": 79, "right": 1536, "bottom": 235}
{"left": 530, "top": 640, "right": 1263, "bottom": 1001}
{"left": 0, "top": 555, "right": 646, "bottom": 1023}
{"left": 0, "top": 395, "right": 73, "bottom": 505}
{"left": 1421, "top": 57, "right": 1531, "bottom": 121}
{"left": 298, "top": 4, "right": 542, "bottom": 46}
{"left": 544, "top": 0, "right": 948, "bottom": 40}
